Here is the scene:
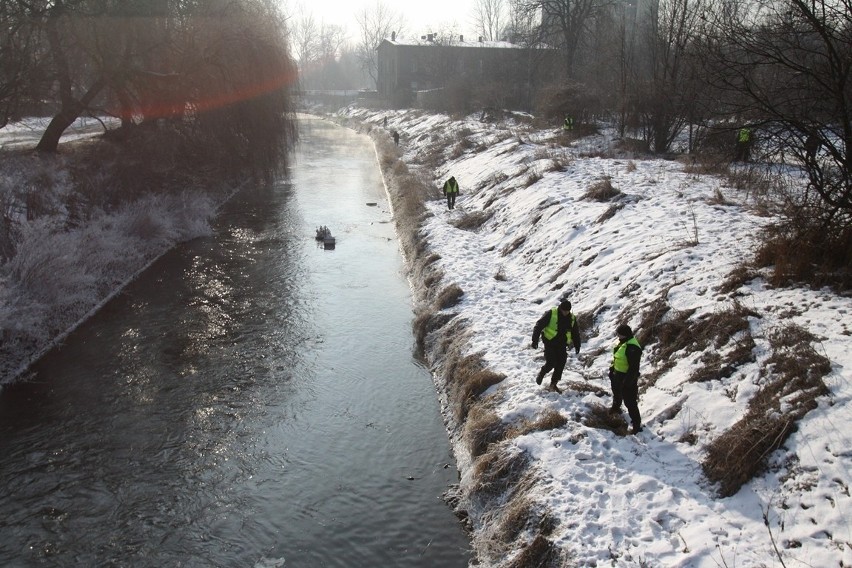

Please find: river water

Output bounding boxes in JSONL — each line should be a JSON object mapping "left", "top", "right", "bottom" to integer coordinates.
{"left": 0, "top": 116, "right": 471, "bottom": 567}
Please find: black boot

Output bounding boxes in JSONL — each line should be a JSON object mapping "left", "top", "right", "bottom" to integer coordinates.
{"left": 535, "top": 369, "right": 546, "bottom": 385}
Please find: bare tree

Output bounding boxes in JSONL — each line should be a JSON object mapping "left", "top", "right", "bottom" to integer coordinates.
{"left": 355, "top": 0, "right": 405, "bottom": 87}
{"left": 703, "top": 0, "right": 852, "bottom": 285}
{"left": 523, "top": 0, "right": 613, "bottom": 78}
{"left": 504, "top": 0, "right": 542, "bottom": 44}
{"left": 291, "top": 9, "right": 320, "bottom": 65}
{"left": 635, "top": 0, "right": 707, "bottom": 152}
{"left": 0, "top": 0, "right": 49, "bottom": 127}
{"left": 35, "top": 0, "right": 110, "bottom": 152}
{"left": 26, "top": 0, "right": 298, "bottom": 181}
{"left": 473, "top": 0, "right": 507, "bottom": 41}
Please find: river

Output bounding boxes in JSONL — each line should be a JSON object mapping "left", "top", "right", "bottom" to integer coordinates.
{"left": 0, "top": 116, "right": 471, "bottom": 567}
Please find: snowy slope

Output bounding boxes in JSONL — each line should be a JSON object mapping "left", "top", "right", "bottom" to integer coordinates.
{"left": 342, "top": 106, "right": 852, "bottom": 567}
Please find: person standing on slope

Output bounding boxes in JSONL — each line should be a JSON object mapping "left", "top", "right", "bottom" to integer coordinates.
{"left": 609, "top": 324, "right": 643, "bottom": 434}
{"left": 531, "top": 299, "right": 581, "bottom": 393}
{"left": 442, "top": 175, "right": 459, "bottom": 210}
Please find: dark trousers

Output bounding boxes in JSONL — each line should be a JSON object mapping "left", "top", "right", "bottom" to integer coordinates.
{"left": 611, "top": 372, "right": 641, "bottom": 427}
{"left": 537, "top": 343, "right": 567, "bottom": 386}
{"left": 446, "top": 193, "right": 456, "bottom": 209}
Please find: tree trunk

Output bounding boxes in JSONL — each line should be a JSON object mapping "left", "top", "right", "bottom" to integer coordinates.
{"left": 35, "top": 77, "right": 105, "bottom": 153}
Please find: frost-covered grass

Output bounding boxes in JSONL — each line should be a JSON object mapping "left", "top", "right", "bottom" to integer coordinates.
{"left": 0, "top": 142, "right": 223, "bottom": 385}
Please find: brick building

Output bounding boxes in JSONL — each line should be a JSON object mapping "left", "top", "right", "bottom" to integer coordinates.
{"left": 376, "top": 34, "right": 557, "bottom": 109}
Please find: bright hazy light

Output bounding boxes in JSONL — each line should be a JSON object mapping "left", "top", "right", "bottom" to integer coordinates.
{"left": 287, "top": 0, "right": 479, "bottom": 39}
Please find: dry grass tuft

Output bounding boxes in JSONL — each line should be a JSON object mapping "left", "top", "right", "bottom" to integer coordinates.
{"left": 412, "top": 308, "right": 457, "bottom": 360}
{"left": 470, "top": 445, "right": 529, "bottom": 500}
{"left": 755, "top": 216, "right": 852, "bottom": 291}
{"left": 596, "top": 203, "right": 624, "bottom": 223}
{"left": 583, "top": 176, "right": 621, "bottom": 202}
{"left": 435, "top": 283, "right": 464, "bottom": 310}
{"left": 681, "top": 153, "right": 730, "bottom": 177}
{"left": 464, "top": 405, "right": 507, "bottom": 458}
{"left": 614, "top": 137, "right": 650, "bottom": 154}
{"left": 706, "top": 187, "right": 734, "bottom": 206}
{"left": 641, "top": 296, "right": 758, "bottom": 387}
{"left": 547, "top": 260, "right": 573, "bottom": 284}
{"left": 452, "top": 210, "right": 493, "bottom": 231}
{"left": 702, "top": 323, "right": 831, "bottom": 497}
{"left": 509, "top": 408, "right": 568, "bottom": 438}
{"left": 562, "top": 379, "right": 608, "bottom": 397}
{"left": 505, "top": 535, "right": 561, "bottom": 568}
{"left": 583, "top": 403, "right": 629, "bottom": 436}
{"left": 717, "top": 264, "right": 760, "bottom": 295}
{"left": 498, "top": 498, "right": 535, "bottom": 542}
{"left": 725, "top": 164, "right": 776, "bottom": 203}
{"left": 450, "top": 137, "right": 477, "bottom": 159}
{"left": 524, "top": 170, "right": 544, "bottom": 188}
{"left": 501, "top": 235, "right": 527, "bottom": 256}
{"left": 445, "top": 353, "right": 506, "bottom": 422}
{"left": 544, "top": 157, "right": 571, "bottom": 173}
{"left": 637, "top": 296, "right": 693, "bottom": 355}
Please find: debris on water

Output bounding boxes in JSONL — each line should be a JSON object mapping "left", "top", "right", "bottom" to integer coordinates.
{"left": 315, "top": 226, "right": 336, "bottom": 249}
{"left": 315, "top": 225, "right": 331, "bottom": 240}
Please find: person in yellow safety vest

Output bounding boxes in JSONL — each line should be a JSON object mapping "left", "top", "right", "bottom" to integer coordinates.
{"left": 442, "top": 175, "right": 459, "bottom": 210}
{"left": 563, "top": 115, "right": 574, "bottom": 131}
{"left": 734, "top": 127, "right": 752, "bottom": 162}
{"left": 531, "top": 299, "right": 581, "bottom": 393}
{"left": 609, "top": 324, "right": 643, "bottom": 434}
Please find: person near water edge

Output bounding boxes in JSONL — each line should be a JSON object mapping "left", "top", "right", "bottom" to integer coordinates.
{"left": 531, "top": 299, "right": 581, "bottom": 394}
{"left": 609, "top": 324, "right": 643, "bottom": 434}
{"left": 442, "top": 175, "right": 459, "bottom": 210}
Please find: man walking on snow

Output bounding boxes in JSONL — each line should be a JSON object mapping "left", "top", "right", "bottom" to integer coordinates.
{"left": 531, "top": 300, "right": 581, "bottom": 393}
{"left": 442, "top": 175, "right": 459, "bottom": 210}
{"left": 609, "top": 324, "right": 643, "bottom": 434}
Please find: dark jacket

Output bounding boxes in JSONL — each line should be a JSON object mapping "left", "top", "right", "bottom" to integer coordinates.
{"left": 532, "top": 308, "right": 581, "bottom": 354}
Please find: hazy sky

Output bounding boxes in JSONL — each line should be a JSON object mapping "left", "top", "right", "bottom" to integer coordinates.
{"left": 287, "top": 0, "right": 480, "bottom": 41}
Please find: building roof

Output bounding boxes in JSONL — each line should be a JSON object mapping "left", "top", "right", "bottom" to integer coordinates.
{"left": 381, "top": 36, "right": 524, "bottom": 49}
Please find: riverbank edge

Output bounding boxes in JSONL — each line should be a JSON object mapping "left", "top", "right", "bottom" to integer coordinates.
{"left": 329, "top": 111, "right": 558, "bottom": 567}
{"left": 0, "top": 140, "right": 248, "bottom": 388}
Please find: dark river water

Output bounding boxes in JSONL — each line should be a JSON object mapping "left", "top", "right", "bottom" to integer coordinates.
{"left": 0, "top": 116, "right": 471, "bottom": 567}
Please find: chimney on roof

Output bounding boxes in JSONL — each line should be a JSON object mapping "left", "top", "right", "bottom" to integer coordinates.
{"left": 478, "top": 36, "right": 483, "bottom": 42}
{"left": 460, "top": 34, "right": 464, "bottom": 42}
{"left": 391, "top": 31, "right": 396, "bottom": 41}
{"left": 427, "top": 33, "right": 434, "bottom": 42}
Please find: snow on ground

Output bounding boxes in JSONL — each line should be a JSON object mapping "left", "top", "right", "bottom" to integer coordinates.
{"left": 0, "top": 116, "right": 120, "bottom": 149}
{"left": 343, "top": 107, "right": 852, "bottom": 567}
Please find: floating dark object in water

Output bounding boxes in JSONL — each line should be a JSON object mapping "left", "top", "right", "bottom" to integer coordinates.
{"left": 315, "top": 225, "right": 331, "bottom": 240}
{"left": 316, "top": 225, "right": 335, "bottom": 249}
{"left": 366, "top": 202, "right": 377, "bottom": 207}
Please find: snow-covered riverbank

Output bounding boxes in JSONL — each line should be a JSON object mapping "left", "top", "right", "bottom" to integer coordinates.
{"left": 340, "top": 106, "right": 852, "bottom": 567}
